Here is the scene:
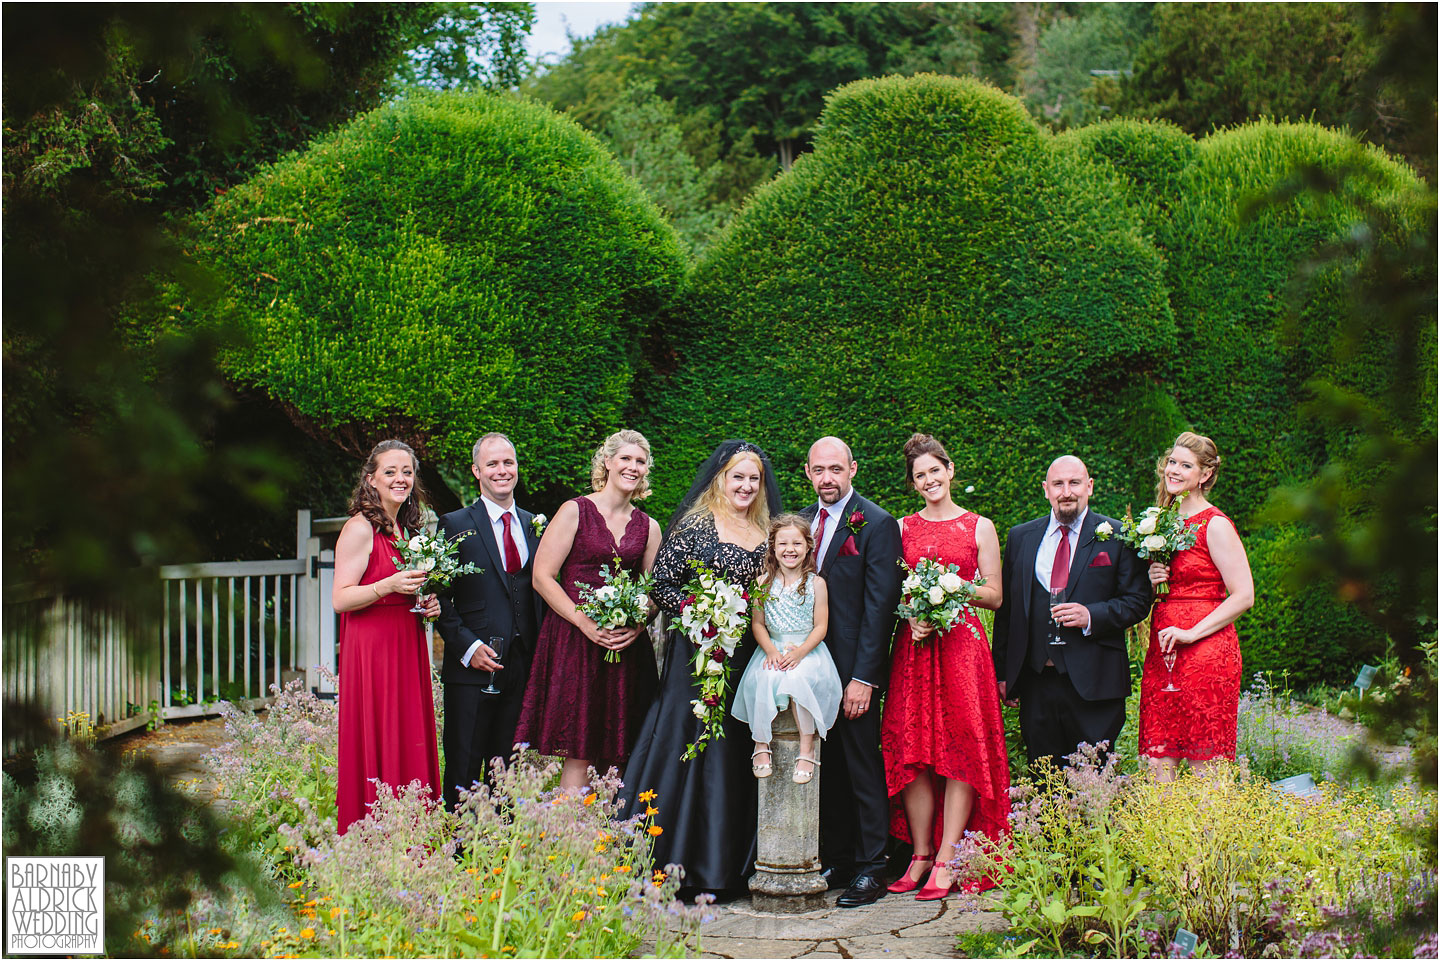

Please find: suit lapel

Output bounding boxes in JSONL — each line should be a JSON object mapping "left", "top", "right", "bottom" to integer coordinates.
{"left": 470, "top": 501, "right": 508, "bottom": 585}
{"left": 518, "top": 507, "right": 540, "bottom": 569}
{"left": 1066, "top": 511, "right": 1102, "bottom": 595}
{"left": 820, "top": 493, "right": 854, "bottom": 571}
{"left": 1017, "top": 520, "right": 1042, "bottom": 615}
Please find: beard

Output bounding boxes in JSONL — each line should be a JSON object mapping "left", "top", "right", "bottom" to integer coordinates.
{"left": 817, "top": 485, "right": 846, "bottom": 506}
{"left": 1054, "top": 501, "right": 1083, "bottom": 525}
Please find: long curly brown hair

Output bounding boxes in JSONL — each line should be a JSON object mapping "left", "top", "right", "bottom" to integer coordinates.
{"left": 347, "top": 439, "right": 427, "bottom": 537}
{"left": 758, "top": 514, "right": 817, "bottom": 597}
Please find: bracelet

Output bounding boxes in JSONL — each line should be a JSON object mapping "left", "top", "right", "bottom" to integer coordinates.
{"left": 372, "top": 584, "right": 383, "bottom": 599}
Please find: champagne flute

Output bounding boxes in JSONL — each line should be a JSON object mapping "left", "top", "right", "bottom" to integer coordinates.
{"left": 480, "top": 636, "right": 507, "bottom": 695}
{"left": 1161, "top": 645, "right": 1181, "bottom": 692}
{"left": 1048, "top": 586, "right": 1067, "bottom": 646}
{"left": 409, "top": 572, "right": 428, "bottom": 614}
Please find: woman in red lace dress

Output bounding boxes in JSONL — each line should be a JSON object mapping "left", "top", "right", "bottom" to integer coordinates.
{"left": 516, "top": 430, "right": 662, "bottom": 790}
{"left": 881, "top": 433, "right": 1008, "bottom": 900}
{"left": 332, "top": 440, "right": 442, "bottom": 833}
{"left": 1138, "top": 431, "right": 1255, "bottom": 781}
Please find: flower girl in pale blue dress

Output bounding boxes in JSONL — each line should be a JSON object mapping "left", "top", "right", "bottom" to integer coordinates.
{"left": 733, "top": 515, "right": 843, "bottom": 784}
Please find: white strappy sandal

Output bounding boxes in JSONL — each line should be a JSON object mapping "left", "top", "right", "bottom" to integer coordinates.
{"left": 751, "top": 746, "right": 773, "bottom": 778}
{"left": 793, "top": 754, "right": 820, "bottom": 784}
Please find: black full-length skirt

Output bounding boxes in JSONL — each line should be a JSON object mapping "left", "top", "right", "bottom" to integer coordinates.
{"left": 620, "top": 629, "right": 757, "bottom": 892}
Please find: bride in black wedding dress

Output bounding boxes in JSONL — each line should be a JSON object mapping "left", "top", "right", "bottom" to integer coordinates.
{"left": 620, "top": 439, "right": 783, "bottom": 896}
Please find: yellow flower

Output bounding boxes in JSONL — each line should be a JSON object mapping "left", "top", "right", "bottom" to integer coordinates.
{"left": 300, "top": 928, "right": 315, "bottom": 939}
{"left": 647, "top": 825, "right": 663, "bottom": 836}
{"left": 287, "top": 881, "right": 303, "bottom": 889}
{"left": 466, "top": 867, "right": 479, "bottom": 875}
{"left": 329, "top": 908, "right": 341, "bottom": 919}
{"left": 492, "top": 865, "right": 503, "bottom": 875}
{"left": 644, "top": 806, "right": 658, "bottom": 818}
{"left": 653, "top": 870, "right": 666, "bottom": 883}
{"left": 489, "top": 890, "right": 501, "bottom": 901}
{"left": 571, "top": 911, "right": 587, "bottom": 922}
{"left": 466, "top": 914, "right": 477, "bottom": 923}
{"left": 638, "top": 789, "right": 657, "bottom": 803}
{"left": 583, "top": 793, "right": 597, "bottom": 806}
{"left": 615, "top": 865, "right": 632, "bottom": 873}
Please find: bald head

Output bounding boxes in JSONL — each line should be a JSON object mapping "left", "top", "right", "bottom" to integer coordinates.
{"left": 806, "top": 436, "right": 857, "bottom": 506}
{"left": 1043, "top": 455, "right": 1093, "bottom": 524}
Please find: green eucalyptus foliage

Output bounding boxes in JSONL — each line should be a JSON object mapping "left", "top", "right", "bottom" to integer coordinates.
{"left": 644, "top": 73, "right": 1177, "bottom": 527}
{"left": 185, "top": 91, "right": 686, "bottom": 497}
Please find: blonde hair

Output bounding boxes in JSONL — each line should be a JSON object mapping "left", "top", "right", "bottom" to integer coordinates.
{"left": 1155, "top": 431, "right": 1221, "bottom": 508}
{"left": 759, "top": 514, "right": 816, "bottom": 596}
{"left": 680, "top": 450, "right": 771, "bottom": 533}
{"left": 590, "top": 429, "right": 653, "bottom": 499}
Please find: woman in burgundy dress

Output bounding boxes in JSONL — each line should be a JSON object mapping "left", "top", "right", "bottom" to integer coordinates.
{"left": 331, "top": 439, "right": 441, "bottom": 833}
{"left": 516, "top": 430, "right": 662, "bottom": 790}
{"left": 881, "top": 434, "right": 1008, "bottom": 900}
{"left": 1138, "top": 432, "right": 1255, "bottom": 780}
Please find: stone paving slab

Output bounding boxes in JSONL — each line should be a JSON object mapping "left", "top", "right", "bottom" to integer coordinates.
{"left": 691, "top": 889, "right": 1007, "bottom": 959}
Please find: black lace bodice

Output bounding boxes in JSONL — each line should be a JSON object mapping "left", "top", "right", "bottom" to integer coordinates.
{"left": 651, "top": 514, "right": 767, "bottom": 615}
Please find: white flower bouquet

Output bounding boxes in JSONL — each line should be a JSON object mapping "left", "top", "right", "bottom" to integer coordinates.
{"left": 1115, "top": 493, "right": 1202, "bottom": 596}
{"left": 677, "top": 559, "right": 760, "bottom": 760}
{"left": 895, "top": 557, "right": 986, "bottom": 645}
{"left": 391, "top": 530, "right": 483, "bottom": 616}
{"left": 575, "top": 557, "right": 653, "bottom": 663}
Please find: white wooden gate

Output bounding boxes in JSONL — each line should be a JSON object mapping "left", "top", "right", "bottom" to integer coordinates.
{"left": 2, "top": 510, "right": 346, "bottom": 756}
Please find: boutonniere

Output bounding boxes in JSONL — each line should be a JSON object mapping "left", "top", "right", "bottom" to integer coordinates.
{"left": 1095, "top": 521, "right": 1114, "bottom": 542}
{"left": 846, "top": 508, "right": 867, "bottom": 536}
{"left": 530, "top": 513, "right": 549, "bottom": 538}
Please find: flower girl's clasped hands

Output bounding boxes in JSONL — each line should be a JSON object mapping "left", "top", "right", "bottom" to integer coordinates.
{"left": 731, "top": 516, "right": 844, "bottom": 785}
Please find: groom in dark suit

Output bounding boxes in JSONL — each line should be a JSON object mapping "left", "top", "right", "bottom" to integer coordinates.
{"left": 800, "top": 436, "right": 903, "bottom": 908}
{"left": 993, "top": 455, "right": 1150, "bottom": 769}
{"left": 435, "top": 432, "right": 548, "bottom": 810}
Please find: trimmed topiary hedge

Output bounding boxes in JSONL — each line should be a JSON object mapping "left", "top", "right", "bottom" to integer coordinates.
{"left": 646, "top": 82, "right": 1430, "bottom": 688}
{"left": 183, "top": 90, "right": 686, "bottom": 500}
{"left": 642, "top": 74, "right": 1178, "bottom": 532}
{"left": 1138, "top": 122, "right": 1426, "bottom": 681}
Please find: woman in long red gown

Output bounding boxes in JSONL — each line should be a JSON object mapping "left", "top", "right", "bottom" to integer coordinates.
{"left": 881, "top": 433, "right": 1009, "bottom": 900}
{"left": 332, "top": 439, "right": 442, "bottom": 833}
{"left": 1137, "top": 431, "right": 1255, "bottom": 781}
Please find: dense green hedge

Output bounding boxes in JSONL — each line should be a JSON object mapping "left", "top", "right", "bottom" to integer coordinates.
{"left": 641, "top": 74, "right": 1178, "bottom": 530}
{"left": 644, "top": 80, "right": 1430, "bottom": 687}
{"left": 1084, "top": 121, "right": 1428, "bottom": 680}
{"left": 184, "top": 90, "right": 686, "bottom": 499}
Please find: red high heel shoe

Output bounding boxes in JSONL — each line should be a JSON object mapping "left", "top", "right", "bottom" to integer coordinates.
{"left": 886, "top": 853, "right": 935, "bottom": 894}
{"left": 915, "top": 865, "right": 959, "bottom": 901}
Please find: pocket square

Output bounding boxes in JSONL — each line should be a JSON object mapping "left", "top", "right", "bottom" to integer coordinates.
{"left": 1088, "top": 552, "right": 1113, "bottom": 568}
{"left": 836, "top": 536, "right": 860, "bottom": 558}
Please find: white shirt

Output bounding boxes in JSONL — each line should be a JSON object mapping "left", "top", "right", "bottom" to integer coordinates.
{"left": 1035, "top": 509, "right": 1091, "bottom": 635}
{"left": 810, "top": 492, "right": 853, "bottom": 564}
{"left": 462, "top": 496, "right": 529, "bottom": 668}
{"left": 480, "top": 495, "right": 529, "bottom": 570}
{"left": 810, "top": 491, "right": 875, "bottom": 688}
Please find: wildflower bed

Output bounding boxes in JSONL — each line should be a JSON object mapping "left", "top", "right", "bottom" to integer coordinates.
{"left": 186, "top": 679, "right": 705, "bottom": 958}
{"left": 950, "top": 743, "right": 1436, "bottom": 959}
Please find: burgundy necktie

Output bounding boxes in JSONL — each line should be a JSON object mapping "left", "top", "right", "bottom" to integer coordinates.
{"left": 1050, "top": 525, "right": 1071, "bottom": 592}
{"left": 501, "top": 512, "right": 522, "bottom": 575}
{"left": 815, "top": 508, "right": 830, "bottom": 571}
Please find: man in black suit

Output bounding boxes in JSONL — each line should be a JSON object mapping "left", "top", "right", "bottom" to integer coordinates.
{"left": 800, "top": 436, "right": 903, "bottom": 908}
{"left": 993, "top": 455, "right": 1150, "bottom": 769}
{"left": 435, "top": 432, "right": 548, "bottom": 810}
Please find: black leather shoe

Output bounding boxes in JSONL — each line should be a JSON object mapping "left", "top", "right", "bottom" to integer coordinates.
{"left": 836, "top": 873, "right": 886, "bottom": 908}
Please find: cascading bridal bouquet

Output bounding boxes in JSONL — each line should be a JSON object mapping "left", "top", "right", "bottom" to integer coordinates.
{"left": 677, "top": 559, "right": 761, "bottom": 760}
{"left": 575, "top": 557, "right": 654, "bottom": 663}
{"left": 1115, "top": 493, "right": 1203, "bottom": 597}
{"left": 895, "top": 557, "right": 987, "bottom": 645}
{"left": 391, "top": 529, "right": 483, "bottom": 617}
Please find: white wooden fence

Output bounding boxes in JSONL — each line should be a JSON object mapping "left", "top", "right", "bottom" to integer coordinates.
{"left": 2, "top": 511, "right": 343, "bottom": 757}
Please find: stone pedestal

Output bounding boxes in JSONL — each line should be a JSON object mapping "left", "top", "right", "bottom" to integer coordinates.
{"left": 749, "top": 709, "right": 827, "bottom": 913}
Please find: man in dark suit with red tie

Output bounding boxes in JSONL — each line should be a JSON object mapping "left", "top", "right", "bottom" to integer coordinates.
{"left": 800, "top": 436, "right": 903, "bottom": 908}
{"left": 435, "top": 432, "right": 548, "bottom": 810}
{"left": 993, "top": 455, "right": 1150, "bottom": 769}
